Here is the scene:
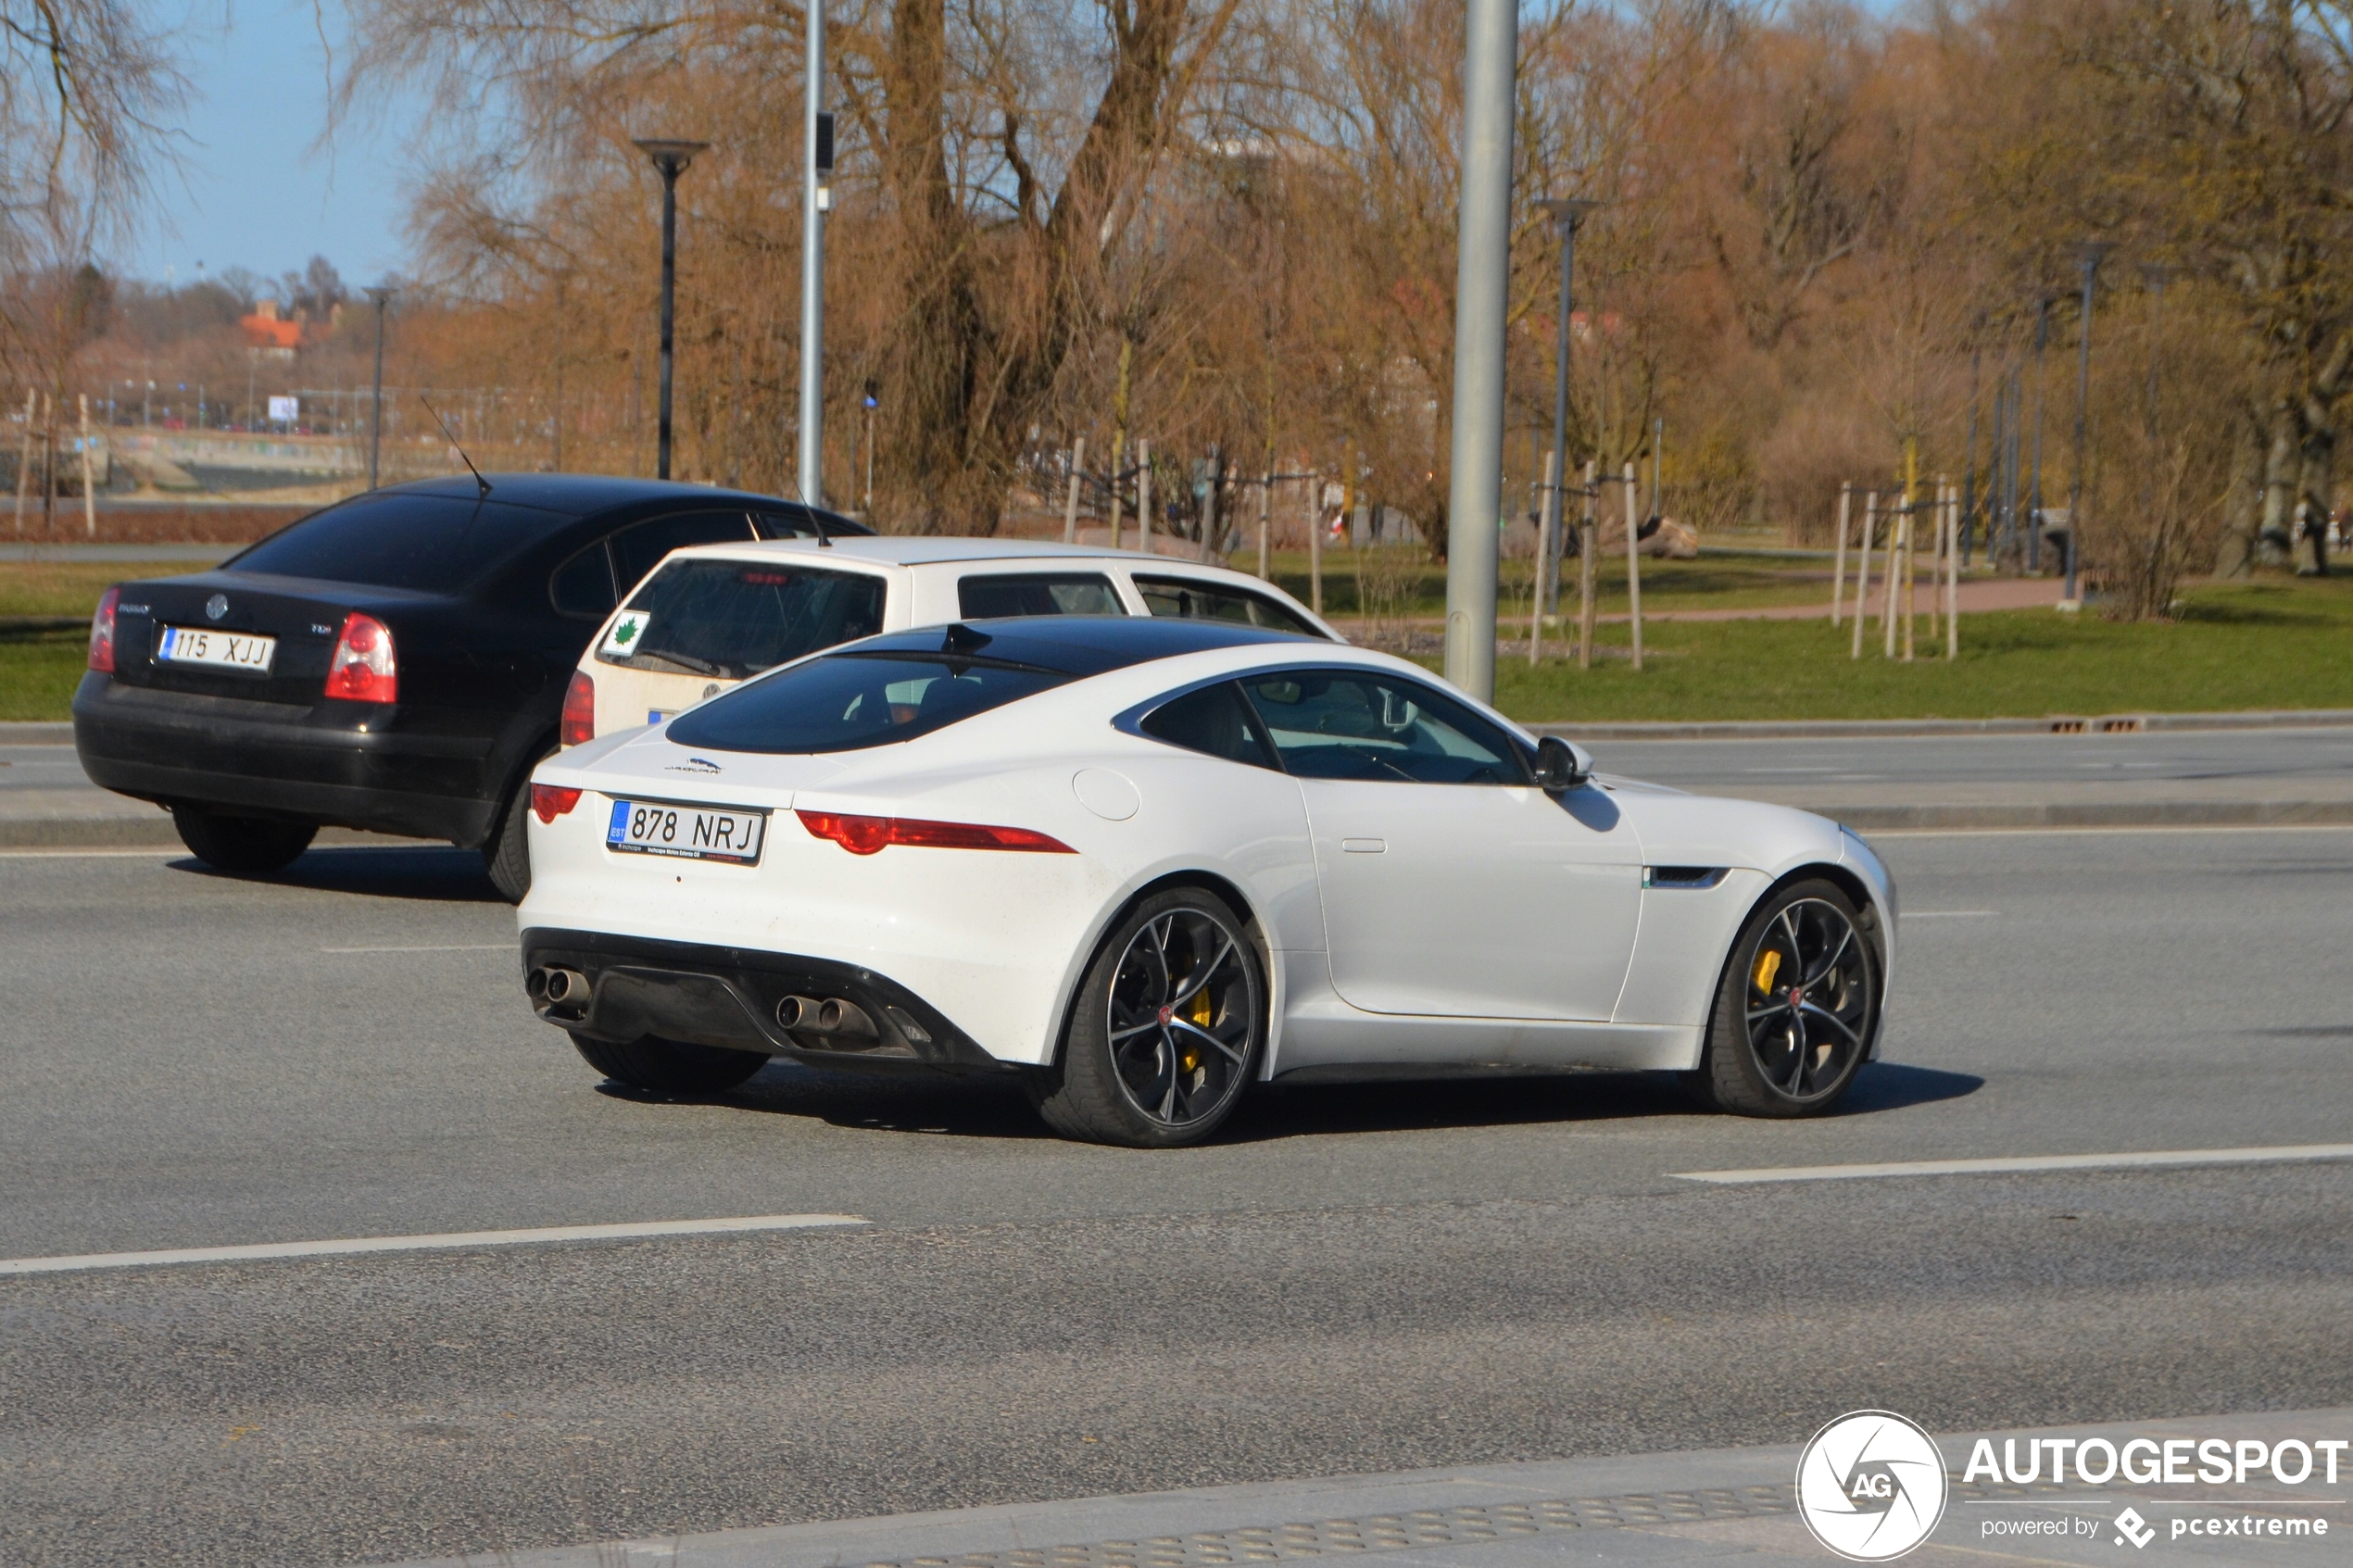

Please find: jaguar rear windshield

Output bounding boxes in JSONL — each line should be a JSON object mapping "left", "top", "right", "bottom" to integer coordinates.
{"left": 598, "top": 559, "right": 885, "bottom": 681}
{"left": 227, "top": 493, "right": 562, "bottom": 593}
{"left": 664, "top": 652, "right": 1068, "bottom": 754}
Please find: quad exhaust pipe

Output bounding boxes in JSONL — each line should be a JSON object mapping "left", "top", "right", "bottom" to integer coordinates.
{"left": 526, "top": 965, "right": 592, "bottom": 1011}
{"left": 775, "top": 993, "right": 877, "bottom": 1042}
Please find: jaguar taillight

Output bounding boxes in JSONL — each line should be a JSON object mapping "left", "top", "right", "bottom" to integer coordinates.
{"left": 87, "top": 586, "right": 120, "bottom": 673}
{"left": 560, "top": 669, "right": 596, "bottom": 746}
{"left": 531, "top": 784, "right": 584, "bottom": 823}
{"left": 797, "top": 809, "right": 1075, "bottom": 856}
{"left": 324, "top": 612, "right": 397, "bottom": 703}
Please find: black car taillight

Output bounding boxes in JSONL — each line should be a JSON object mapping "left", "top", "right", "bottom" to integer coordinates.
{"left": 560, "top": 669, "right": 596, "bottom": 746}
{"left": 87, "top": 586, "right": 120, "bottom": 673}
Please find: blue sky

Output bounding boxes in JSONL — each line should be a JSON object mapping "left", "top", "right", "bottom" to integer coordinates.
{"left": 121, "top": 0, "right": 419, "bottom": 288}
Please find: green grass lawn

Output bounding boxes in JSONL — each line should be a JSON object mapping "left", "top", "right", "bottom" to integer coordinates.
{"left": 0, "top": 633, "right": 91, "bottom": 721}
{"left": 1260, "top": 547, "right": 1834, "bottom": 621}
{"left": 1478, "top": 578, "right": 2353, "bottom": 723}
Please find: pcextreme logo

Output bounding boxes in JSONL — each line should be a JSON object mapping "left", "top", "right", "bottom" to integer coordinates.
{"left": 1795, "top": 1411, "right": 1950, "bottom": 1561}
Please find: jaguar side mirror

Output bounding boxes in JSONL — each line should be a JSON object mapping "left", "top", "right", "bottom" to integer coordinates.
{"left": 1533, "top": 735, "right": 1592, "bottom": 793}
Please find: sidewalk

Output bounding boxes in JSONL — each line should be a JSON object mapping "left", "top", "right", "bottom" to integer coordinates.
{"left": 374, "top": 1405, "right": 2353, "bottom": 1568}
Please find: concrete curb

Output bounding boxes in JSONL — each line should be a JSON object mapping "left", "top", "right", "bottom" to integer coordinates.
{"left": 1541, "top": 709, "right": 2353, "bottom": 740}
{"left": 1, "top": 721, "right": 75, "bottom": 744}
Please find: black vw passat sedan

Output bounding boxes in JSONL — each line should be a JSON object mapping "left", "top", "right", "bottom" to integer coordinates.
{"left": 74, "top": 474, "right": 867, "bottom": 900}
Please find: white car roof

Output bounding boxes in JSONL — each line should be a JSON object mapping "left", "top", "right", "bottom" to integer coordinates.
{"left": 658, "top": 536, "right": 1238, "bottom": 571}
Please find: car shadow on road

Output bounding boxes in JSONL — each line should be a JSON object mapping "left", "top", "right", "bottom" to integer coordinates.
{"left": 604, "top": 1060, "right": 1986, "bottom": 1144}
{"left": 165, "top": 845, "right": 507, "bottom": 903}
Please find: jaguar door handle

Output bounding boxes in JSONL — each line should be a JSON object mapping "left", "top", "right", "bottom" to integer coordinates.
{"left": 1340, "top": 837, "right": 1387, "bottom": 853}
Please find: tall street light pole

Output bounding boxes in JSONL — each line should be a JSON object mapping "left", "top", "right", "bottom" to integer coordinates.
{"left": 1441, "top": 0, "right": 1518, "bottom": 703}
{"left": 2067, "top": 242, "right": 2113, "bottom": 605}
{"left": 799, "top": 1, "right": 832, "bottom": 507}
{"left": 365, "top": 284, "right": 395, "bottom": 489}
{"left": 635, "top": 138, "right": 708, "bottom": 482}
{"left": 1537, "top": 198, "right": 1600, "bottom": 618}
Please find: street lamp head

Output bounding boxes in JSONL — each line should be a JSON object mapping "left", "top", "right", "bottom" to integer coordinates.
{"left": 634, "top": 138, "right": 710, "bottom": 175}
{"left": 2076, "top": 239, "right": 2116, "bottom": 272}
{"left": 1538, "top": 197, "right": 1603, "bottom": 231}
{"left": 364, "top": 283, "right": 395, "bottom": 309}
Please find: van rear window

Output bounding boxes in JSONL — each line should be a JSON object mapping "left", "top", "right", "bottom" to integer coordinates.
{"left": 665, "top": 652, "right": 1066, "bottom": 754}
{"left": 598, "top": 559, "right": 885, "bottom": 681}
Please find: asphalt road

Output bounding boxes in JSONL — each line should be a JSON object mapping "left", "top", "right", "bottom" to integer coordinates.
{"left": 4, "top": 829, "right": 2352, "bottom": 1567}
{"left": 1584, "top": 725, "right": 2353, "bottom": 794}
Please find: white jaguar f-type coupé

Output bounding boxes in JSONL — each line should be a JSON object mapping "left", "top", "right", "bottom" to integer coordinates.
{"left": 518, "top": 616, "right": 1895, "bottom": 1146}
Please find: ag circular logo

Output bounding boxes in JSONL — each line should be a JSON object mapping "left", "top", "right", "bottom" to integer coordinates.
{"left": 1794, "top": 1410, "right": 1949, "bottom": 1561}
{"left": 204, "top": 593, "right": 229, "bottom": 621}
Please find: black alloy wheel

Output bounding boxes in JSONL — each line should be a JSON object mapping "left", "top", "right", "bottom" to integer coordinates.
{"left": 1692, "top": 878, "right": 1878, "bottom": 1117}
{"left": 1030, "top": 889, "right": 1265, "bottom": 1148}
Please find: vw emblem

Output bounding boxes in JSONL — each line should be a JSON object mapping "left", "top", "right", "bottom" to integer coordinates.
{"left": 204, "top": 593, "right": 229, "bottom": 621}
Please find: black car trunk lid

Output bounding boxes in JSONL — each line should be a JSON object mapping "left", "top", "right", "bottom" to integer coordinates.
{"left": 110, "top": 573, "right": 446, "bottom": 709}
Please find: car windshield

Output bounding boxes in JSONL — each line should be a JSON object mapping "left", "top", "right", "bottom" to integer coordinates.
{"left": 664, "top": 651, "right": 1069, "bottom": 753}
{"left": 227, "top": 493, "right": 562, "bottom": 593}
{"left": 598, "top": 559, "right": 886, "bottom": 681}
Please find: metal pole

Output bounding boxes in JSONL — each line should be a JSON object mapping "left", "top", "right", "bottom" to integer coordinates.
{"left": 657, "top": 163, "right": 680, "bottom": 480}
{"left": 1308, "top": 471, "right": 1323, "bottom": 614}
{"left": 1960, "top": 342, "right": 1981, "bottom": 564}
{"left": 2068, "top": 244, "right": 2111, "bottom": 604}
{"left": 1536, "top": 199, "right": 1596, "bottom": 622}
{"left": 1257, "top": 472, "right": 1272, "bottom": 580}
{"left": 1063, "top": 434, "right": 1087, "bottom": 545}
{"left": 1831, "top": 481, "right": 1851, "bottom": 626}
{"left": 366, "top": 286, "right": 392, "bottom": 488}
{"left": 1442, "top": 0, "right": 1517, "bottom": 701}
{"left": 1577, "top": 459, "right": 1596, "bottom": 670}
{"left": 2029, "top": 295, "right": 2050, "bottom": 571}
{"left": 1138, "top": 440, "right": 1152, "bottom": 556}
{"left": 1622, "top": 463, "right": 1643, "bottom": 671}
{"left": 1530, "top": 448, "right": 1557, "bottom": 665}
{"left": 633, "top": 141, "right": 706, "bottom": 484}
{"left": 799, "top": 0, "right": 828, "bottom": 504}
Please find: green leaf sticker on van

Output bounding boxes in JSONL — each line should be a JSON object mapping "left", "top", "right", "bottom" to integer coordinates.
{"left": 601, "top": 609, "right": 650, "bottom": 657}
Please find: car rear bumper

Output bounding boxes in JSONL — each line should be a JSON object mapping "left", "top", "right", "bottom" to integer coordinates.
{"left": 520, "top": 926, "right": 1013, "bottom": 1075}
{"left": 72, "top": 672, "right": 500, "bottom": 846}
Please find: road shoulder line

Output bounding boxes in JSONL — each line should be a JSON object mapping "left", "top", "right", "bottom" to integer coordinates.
{"left": 1672, "top": 1144, "right": 2353, "bottom": 1185}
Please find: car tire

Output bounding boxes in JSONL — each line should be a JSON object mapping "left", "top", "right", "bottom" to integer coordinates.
{"left": 570, "top": 1032, "right": 767, "bottom": 1095}
{"left": 170, "top": 806, "right": 318, "bottom": 875}
{"left": 484, "top": 776, "right": 535, "bottom": 904}
{"left": 1690, "top": 877, "right": 1880, "bottom": 1118}
{"left": 1030, "top": 888, "right": 1265, "bottom": 1148}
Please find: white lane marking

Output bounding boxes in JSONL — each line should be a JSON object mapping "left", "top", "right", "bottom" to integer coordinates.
{"left": 1870, "top": 824, "right": 2353, "bottom": 837}
{"left": 1899, "top": 910, "right": 1996, "bottom": 919}
{"left": 1673, "top": 1145, "right": 2353, "bottom": 1185}
{"left": 0, "top": 1213, "right": 870, "bottom": 1277}
{"left": 1742, "top": 766, "right": 1840, "bottom": 773}
{"left": 0, "top": 847, "right": 186, "bottom": 859}
{"left": 320, "top": 943, "right": 512, "bottom": 953}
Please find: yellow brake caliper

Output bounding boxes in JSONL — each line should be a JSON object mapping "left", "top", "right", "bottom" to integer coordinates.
{"left": 1180, "top": 990, "right": 1214, "bottom": 1074}
{"left": 1752, "top": 947, "right": 1783, "bottom": 996}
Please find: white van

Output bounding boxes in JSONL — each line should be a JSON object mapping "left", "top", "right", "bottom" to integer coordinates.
{"left": 560, "top": 537, "right": 1339, "bottom": 745}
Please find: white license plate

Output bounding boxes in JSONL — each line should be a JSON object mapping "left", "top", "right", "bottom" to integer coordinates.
{"left": 158, "top": 625, "right": 277, "bottom": 674}
{"left": 605, "top": 798, "right": 766, "bottom": 865}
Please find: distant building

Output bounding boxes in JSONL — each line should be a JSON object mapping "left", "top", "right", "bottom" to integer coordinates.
{"left": 239, "top": 299, "right": 307, "bottom": 352}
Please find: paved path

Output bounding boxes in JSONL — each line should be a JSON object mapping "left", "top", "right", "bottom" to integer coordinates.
{"left": 375, "top": 1406, "right": 2353, "bottom": 1567}
{"left": 4, "top": 829, "right": 2351, "bottom": 1565}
